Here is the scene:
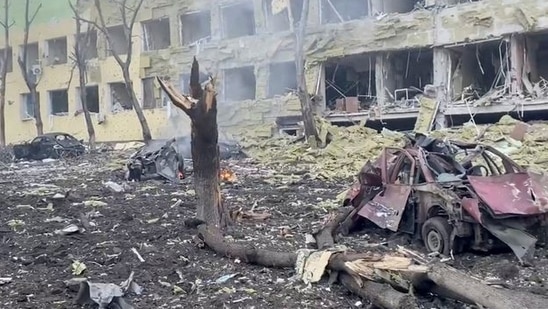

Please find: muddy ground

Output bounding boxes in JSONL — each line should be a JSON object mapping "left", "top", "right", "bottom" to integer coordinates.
{"left": 1, "top": 151, "right": 548, "bottom": 309}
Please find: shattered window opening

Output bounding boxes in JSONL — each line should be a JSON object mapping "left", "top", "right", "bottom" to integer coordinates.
{"left": 77, "top": 85, "right": 100, "bottom": 113}
{"left": 0, "top": 47, "right": 13, "bottom": 73}
{"left": 526, "top": 31, "right": 548, "bottom": 96}
{"left": 370, "top": 0, "right": 420, "bottom": 15}
{"left": 109, "top": 82, "right": 133, "bottom": 111}
{"left": 223, "top": 66, "right": 256, "bottom": 101}
{"left": 49, "top": 89, "right": 69, "bottom": 115}
{"left": 221, "top": 2, "right": 256, "bottom": 39}
{"left": 180, "top": 11, "right": 212, "bottom": 45}
{"left": 77, "top": 30, "right": 98, "bottom": 60}
{"left": 142, "top": 77, "right": 161, "bottom": 109}
{"left": 386, "top": 49, "right": 433, "bottom": 104}
{"left": 268, "top": 61, "right": 297, "bottom": 97}
{"left": 45, "top": 37, "right": 68, "bottom": 65}
{"left": 19, "top": 42, "right": 39, "bottom": 73}
{"left": 325, "top": 53, "right": 376, "bottom": 112}
{"left": 450, "top": 40, "right": 509, "bottom": 103}
{"left": 20, "top": 92, "right": 39, "bottom": 120}
{"left": 320, "top": 0, "right": 369, "bottom": 24}
{"left": 142, "top": 18, "right": 171, "bottom": 51}
{"left": 263, "top": 0, "right": 303, "bottom": 32}
{"left": 106, "top": 25, "right": 129, "bottom": 56}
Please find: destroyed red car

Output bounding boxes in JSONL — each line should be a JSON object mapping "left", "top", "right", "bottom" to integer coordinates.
{"left": 345, "top": 134, "right": 548, "bottom": 264}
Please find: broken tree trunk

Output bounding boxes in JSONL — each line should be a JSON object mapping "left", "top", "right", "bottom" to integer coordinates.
{"left": 158, "top": 58, "right": 229, "bottom": 228}
{"left": 196, "top": 224, "right": 418, "bottom": 309}
{"left": 295, "top": 0, "right": 319, "bottom": 145}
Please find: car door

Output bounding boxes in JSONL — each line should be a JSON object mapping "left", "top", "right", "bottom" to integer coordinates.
{"left": 357, "top": 151, "right": 414, "bottom": 232}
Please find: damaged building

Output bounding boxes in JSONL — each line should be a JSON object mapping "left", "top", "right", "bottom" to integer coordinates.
{"left": 3, "top": 0, "right": 548, "bottom": 143}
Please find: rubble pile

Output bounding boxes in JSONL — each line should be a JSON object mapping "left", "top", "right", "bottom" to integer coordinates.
{"left": 432, "top": 115, "right": 548, "bottom": 171}
{"left": 241, "top": 115, "right": 548, "bottom": 178}
{"left": 240, "top": 119, "right": 406, "bottom": 179}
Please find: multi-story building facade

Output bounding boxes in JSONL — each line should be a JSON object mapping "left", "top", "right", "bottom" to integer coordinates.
{"left": 1, "top": 0, "right": 547, "bottom": 143}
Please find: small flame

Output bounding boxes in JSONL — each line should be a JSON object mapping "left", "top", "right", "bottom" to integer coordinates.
{"left": 220, "top": 168, "right": 237, "bottom": 183}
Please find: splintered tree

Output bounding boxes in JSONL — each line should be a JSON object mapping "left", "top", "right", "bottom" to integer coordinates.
{"left": 295, "top": 0, "right": 319, "bottom": 145}
{"left": 69, "top": 0, "right": 95, "bottom": 150}
{"left": 17, "top": 0, "right": 43, "bottom": 135}
{"left": 0, "top": 0, "right": 13, "bottom": 146}
{"left": 158, "top": 58, "right": 229, "bottom": 228}
{"left": 78, "top": 0, "right": 152, "bottom": 142}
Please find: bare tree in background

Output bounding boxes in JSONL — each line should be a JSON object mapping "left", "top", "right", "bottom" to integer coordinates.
{"left": 0, "top": 0, "right": 14, "bottom": 146}
{"left": 17, "top": 0, "right": 43, "bottom": 135}
{"left": 295, "top": 0, "right": 319, "bottom": 145}
{"left": 77, "top": 0, "right": 152, "bottom": 142}
{"left": 69, "top": 0, "right": 96, "bottom": 150}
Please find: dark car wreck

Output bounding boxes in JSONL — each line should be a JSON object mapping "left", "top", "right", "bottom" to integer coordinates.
{"left": 127, "top": 136, "right": 245, "bottom": 182}
{"left": 345, "top": 134, "right": 548, "bottom": 264}
{"left": 13, "top": 132, "right": 86, "bottom": 161}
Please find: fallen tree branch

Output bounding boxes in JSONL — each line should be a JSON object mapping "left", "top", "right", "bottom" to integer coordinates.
{"left": 197, "top": 224, "right": 418, "bottom": 309}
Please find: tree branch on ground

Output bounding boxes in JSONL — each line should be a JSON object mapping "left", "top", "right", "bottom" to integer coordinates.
{"left": 69, "top": 0, "right": 96, "bottom": 150}
{"left": 76, "top": 0, "right": 152, "bottom": 142}
{"left": 17, "top": 0, "right": 43, "bottom": 135}
{"left": 158, "top": 58, "right": 229, "bottom": 228}
{"left": 0, "top": 0, "right": 14, "bottom": 146}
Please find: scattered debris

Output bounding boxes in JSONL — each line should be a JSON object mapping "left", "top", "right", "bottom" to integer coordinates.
{"left": 55, "top": 224, "right": 82, "bottom": 236}
{"left": 104, "top": 181, "right": 125, "bottom": 193}
{"left": 75, "top": 272, "right": 141, "bottom": 309}
{"left": 71, "top": 260, "right": 87, "bottom": 276}
{"left": 0, "top": 277, "right": 12, "bottom": 285}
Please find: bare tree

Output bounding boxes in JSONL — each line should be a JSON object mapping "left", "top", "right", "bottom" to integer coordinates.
{"left": 77, "top": 0, "right": 152, "bottom": 142}
{"left": 295, "top": 0, "right": 319, "bottom": 145}
{"left": 0, "top": 0, "right": 14, "bottom": 146}
{"left": 17, "top": 0, "right": 42, "bottom": 135}
{"left": 69, "top": 0, "right": 96, "bottom": 150}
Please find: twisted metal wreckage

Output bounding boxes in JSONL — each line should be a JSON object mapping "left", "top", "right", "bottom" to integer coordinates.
{"left": 344, "top": 133, "right": 548, "bottom": 265}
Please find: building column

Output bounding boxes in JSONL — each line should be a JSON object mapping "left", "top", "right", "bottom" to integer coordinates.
{"left": 510, "top": 33, "right": 525, "bottom": 96}
{"left": 433, "top": 48, "right": 451, "bottom": 129}
{"left": 375, "top": 52, "right": 396, "bottom": 109}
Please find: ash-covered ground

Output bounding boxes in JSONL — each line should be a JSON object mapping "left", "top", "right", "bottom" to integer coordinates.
{"left": 1, "top": 151, "right": 547, "bottom": 309}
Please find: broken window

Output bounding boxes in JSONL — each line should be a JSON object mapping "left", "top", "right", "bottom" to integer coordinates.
{"left": 19, "top": 42, "right": 39, "bottom": 73}
{"left": 110, "top": 82, "right": 133, "bottom": 111}
{"left": 223, "top": 66, "right": 256, "bottom": 101}
{"left": 263, "top": 0, "right": 303, "bottom": 32}
{"left": 325, "top": 54, "right": 376, "bottom": 112}
{"left": 49, "top": 89, "right": 69, "bottom": 115}
{"left": 142, "top": 77, "right": 161, "bottom": 109}
{"left": 386, "top": 49, "right": 433, "bottom": 104}
{"left": 320, "top": 0, "right": 368, "bottom": 24}
{"left": 525, "top": 32, "right": 548, "bottom": 85}
{"left": 0, "top": 47, "right": 12, "bottom": 73}
{"left": 77, "top": 85, "right": 100, "bottom": 113}
{"left": 268, "top": 61, "right": 297, "bottom": 97}
{"left": 142, "top": 18, "right": 171, "bottom": 51}
{"left": 77, "top": 30, "right": 98, "bottom": 60}
{"left": 46, "top": 37, "right": 68, "bottom": 65}
{"left": 221, "top": 2, "right": 256, "bottom": 39}
{"left": 371, "top": 0, "right": 420, "bottom": 14}
{"left": 180, "top": 11, "right": 211, "bottom": 45}
{"left": 106, "top": 25, "right": 129, "bottom": 56}
{"left": 20, "top": 92, "right": 39, "bottom": 119}
{"left": 449, "top": 40, "right": 508, "bottom": 101}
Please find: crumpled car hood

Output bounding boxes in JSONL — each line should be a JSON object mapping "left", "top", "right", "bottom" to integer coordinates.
{"left": 468, "top": 172, "right": 548, "bottom": 216}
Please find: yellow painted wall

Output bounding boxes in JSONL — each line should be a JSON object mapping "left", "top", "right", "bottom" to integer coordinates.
{"left": 2, "top": 2, "right": 191, "bottom": 144}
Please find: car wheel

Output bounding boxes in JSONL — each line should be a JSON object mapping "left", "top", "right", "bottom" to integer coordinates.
{"left": 421, "top": 216, "right": 452, "bottom": 256}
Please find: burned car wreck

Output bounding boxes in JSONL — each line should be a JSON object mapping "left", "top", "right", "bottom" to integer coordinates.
{"left": 13, "top": 132, "right": 86, "bottom": 161}
{"left": 345, "top": 134, "right": 548, "bottom": 264}
{"left": 127, "top": 136, "right": 245, "bottom": 182}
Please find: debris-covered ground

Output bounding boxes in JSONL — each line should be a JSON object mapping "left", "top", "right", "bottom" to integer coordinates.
{"left": 2, "top": 115, "right": 548, "bottom": 308}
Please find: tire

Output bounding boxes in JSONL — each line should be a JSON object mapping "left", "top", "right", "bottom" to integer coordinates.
{"left": 421, "top": 216, "right": 452, "bottom": 256}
